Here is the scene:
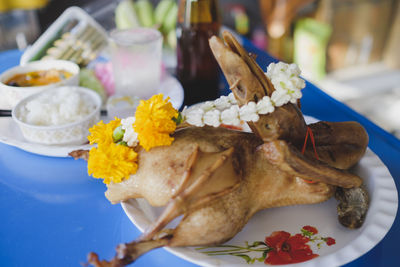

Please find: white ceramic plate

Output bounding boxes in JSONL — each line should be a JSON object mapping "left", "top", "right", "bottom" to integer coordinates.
{"left": 0, "top": 116, "right": 93, "bottom": 157}
{"left": 121, "top": 117, "right": 398, "bottom": 266}
{"left": 0, "top": 75, "right": 184, "bottom": 157}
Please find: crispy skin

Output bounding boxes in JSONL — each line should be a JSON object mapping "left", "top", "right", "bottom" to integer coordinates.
{"left": 260, "top": 140, "right": 362, "bottom": 188}
{"left": 90, "top": 125, "right": 365, "bottom": 266}
{"left": 105, "top": 127, "right": 259, "bottom": 205}
{"left": 105, "top": 127, "right": 342, "bottom": 206}
{"left": 106, "top": 126, "right": 335, "bottom": 246}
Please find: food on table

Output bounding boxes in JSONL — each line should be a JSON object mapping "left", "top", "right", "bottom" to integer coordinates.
{"left": 93, "top": 62, "right": 114, "bottom": 96}
{"left": 5, "top": 69, "right": 73, "bottom": 87}
{"left": 28, "top": 14, "right": 107, "bottom": 67}
{"left": 42, "top": 23, "right": 106, "bottom": 66}
{"left": 0, "top": 60, "right": 80, "bottom": 109}
{"left": 72, "top": 31, "right": 369, "bottom": 266}
{"left": 12, "top": 85, "right": 101, "bottom": 146}
{"left": 79, "top": 68, "right": 107, "bottom": 102}
{"left": 156, "top": 0, "right": 179, "bottom": 34}
{"left": 28, "top": 19, "right": 80, "bottom": 62}
{"left": 115, "top": 0, "right": 140, "bottom": 30}
{"left": 115, "top": 0, "right": 178, "bottom": 49}
{"left": 135, "top": 0, "right": 155, "bottom": 27}
{"left": 18, "top": 86, "right": 96, "bottom": 126}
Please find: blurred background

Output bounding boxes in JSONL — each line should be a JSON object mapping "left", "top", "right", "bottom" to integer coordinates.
{"left": 0, "top": 0, "right": 399, "bottom": 136}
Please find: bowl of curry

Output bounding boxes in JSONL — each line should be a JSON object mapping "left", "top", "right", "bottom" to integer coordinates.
{"left": 0, "top": 60, "right": 79, "bottom": 108}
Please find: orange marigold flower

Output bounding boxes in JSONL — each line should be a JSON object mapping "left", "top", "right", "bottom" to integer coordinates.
{"left": 134, "top": 94, "right": 178, "bottom": 151}
{"left": 87, "top": 143, "right": 138, "bottom": 184}
{"left": 88, "top": 118, "right": 121, "bottom": 145}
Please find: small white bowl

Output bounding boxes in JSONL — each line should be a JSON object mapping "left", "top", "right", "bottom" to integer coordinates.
{"left": 0, "top": 60, "right": 79, "bottom": 108}
{"left": 12, "top": 86, "right": 101, "bottom": 146}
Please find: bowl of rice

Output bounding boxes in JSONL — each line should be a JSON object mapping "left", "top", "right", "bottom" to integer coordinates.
{"left": 12, "top": 86, "right": 101, "bottom": 145}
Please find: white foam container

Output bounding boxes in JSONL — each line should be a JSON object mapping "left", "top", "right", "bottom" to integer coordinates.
{"left": 20, "top": 6, "right": 108, "bottom": 65}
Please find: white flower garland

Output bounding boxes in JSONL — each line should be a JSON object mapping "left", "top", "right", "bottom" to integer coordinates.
{"left": 120, "top": 62, "right": 305, "bottom": 147}
{"left": 182, "top": 62, "right": 305, "bottom": 128}
{"left": 267, "top": 62, "right": 305, "bottom": 105}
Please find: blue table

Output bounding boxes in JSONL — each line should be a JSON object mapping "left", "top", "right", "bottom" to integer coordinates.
{"left": 0, "top": 40, "right": 399, "bottom": 267}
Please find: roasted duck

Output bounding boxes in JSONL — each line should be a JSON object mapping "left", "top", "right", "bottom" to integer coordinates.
{"left": 74, "top": 31, "right": 369, "bottom": 267}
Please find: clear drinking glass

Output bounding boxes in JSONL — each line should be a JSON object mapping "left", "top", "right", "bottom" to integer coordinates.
{"left": 109, "top": 27, "right": 162, "bottom": 99}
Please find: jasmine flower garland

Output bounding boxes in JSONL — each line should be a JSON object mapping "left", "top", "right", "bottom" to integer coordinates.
{"left": 181, "top": 62, "right": 306, "bottom": 128}
{"left": 267, "top": 62, "right": 305, "bottom": 105}
{"left": 118, "top": 62, "right": 306, "bottom": 148}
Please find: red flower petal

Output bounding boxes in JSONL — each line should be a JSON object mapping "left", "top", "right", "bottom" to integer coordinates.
{"left": 287, "top": 234, "right": 310, "bottom": 251}
{"left": 264, "top": 229, "right": 320, "bottom": 265}
{"left": 265, "top": 251, "right": 292, "bottom": 265}
{"left": 265, "top": 231, "right": 291, "bottom": 248}
{"left": 265, "top": 251, "right": 283, "bottom": 265}
{"left": 290, "top": 249, "right": 319, "bottom": 263}
{"left": 325, "top": 237, "right": 336, "bottom": 246}
{"left": 276, "top": 250, "right": 293, "bottom": 263}
{"left": 303, "top": 225, "right": 318, "bottom": 234}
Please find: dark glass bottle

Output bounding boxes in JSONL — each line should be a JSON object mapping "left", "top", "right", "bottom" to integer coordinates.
{"left": 176, "top": 0, "right": 221, "bottom": 107}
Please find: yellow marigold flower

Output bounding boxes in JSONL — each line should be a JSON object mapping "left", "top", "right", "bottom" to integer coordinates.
{"left": 88, "top": 118, "right": 121, "bottom": 145}
{"left": 134, "top": 94, "right": 178, "bottom": 151}
{"left": 87, "top": 143, "right": 138, "bottom": 184}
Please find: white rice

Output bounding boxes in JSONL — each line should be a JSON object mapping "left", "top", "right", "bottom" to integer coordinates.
{"left": 19, "top": 87, "right": 96, "bottom": 126}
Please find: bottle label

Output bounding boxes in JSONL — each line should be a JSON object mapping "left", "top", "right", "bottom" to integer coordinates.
{"left": 190, "top": 1, "right": 213, "bottom": 23}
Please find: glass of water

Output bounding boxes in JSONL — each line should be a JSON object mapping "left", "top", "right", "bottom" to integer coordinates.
{"left": 109, "top": 27, "right": 162, "bottom": 99}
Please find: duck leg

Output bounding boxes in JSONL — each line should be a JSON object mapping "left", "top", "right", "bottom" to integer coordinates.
{"left": 87, "top": 234, "right": 172, "bottom": 267}
{"left": 140, "top": 146, "right": 239, "bottom": 241}
{"left": 87, "top": 146, "right": 242, "bottom": 266}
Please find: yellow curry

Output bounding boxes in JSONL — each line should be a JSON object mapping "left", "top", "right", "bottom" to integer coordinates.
{"left": 6, "top": 69, "right": 73, "bottom": 87}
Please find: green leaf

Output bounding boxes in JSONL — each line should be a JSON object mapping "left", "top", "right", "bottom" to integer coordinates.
{"left": 234, "top": 254, "right": 252, "bottom": 263}
{"left": 172, "top": 112, "right": 183, "bottom": 125}
{"left": 257, "top": 255, "right": 265, "bottom": 262}
{"left": 196, "top": 241, "right": 271, "bottom": 264}
{"left": 249, "top": 241, "right": 266, "bottom": 247}
{"left": 117, "top": 140, "right": 128, "bottom": 146}
{"left": 301, "top": 228, "right": 313, "bottom": 238}
{"left": 262, "top": 250, "right": 268, "bottom": 259}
